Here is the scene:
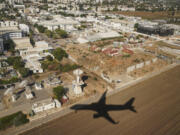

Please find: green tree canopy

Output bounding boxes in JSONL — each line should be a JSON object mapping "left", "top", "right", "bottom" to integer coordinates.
{"left": 52, "top": 48, "right": 68, "bottom": 61}
{"left": 55, "top": 29, "right": 68, "bottom": 38}
{"left": 46, "top": 55, "right": 53, "bottom": 61}
{"left": 134, "top": 23, "right": 139, "bottom": 29}
{"left": 53, "top": 86, "right": 65, "bottom": 100}
{"left": 19, "top": 68, "right": 31, "bottom": 78}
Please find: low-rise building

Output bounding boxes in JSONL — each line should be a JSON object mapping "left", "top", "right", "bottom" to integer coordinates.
{"left": 13, "top": 37, "right": 32, "bottom": 50}
{"left": 137, "top": 23, "right": 174, "bottom": 36}
{"left": 38, "top": 15, "right": 79, "bottom": 32}
{"left": 0, "top": 21, "right": 22, "bottom": 40}
{"left": 0, "top": 3, "right": 6, "bottom": 9}
{"left": 19, "top": 24, "right": 30, "bottom": 35}
{"left": 19, "top": 40, "right": 53, "bottom": 73}
{"left": 45, "top": 77, "right": 62, "bottom": 87}
{"left": 25, "top": 86, "right": 34, "bottom": 99}
{"left": 32, "top": 98, "right": 61, "bottom": 113}
{"left": 35, "top": 82, "right": 43, "bottom": 90}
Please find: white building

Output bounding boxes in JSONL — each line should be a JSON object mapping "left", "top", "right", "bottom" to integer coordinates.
{"left": 35, "top": 82, "right": 43, "bottom": 90}
{"left": 19, "top": 40, "right": 53, "bottom": 73}
{"left": 0, "top": 21, "right": 22, "bottom": 40}
{"left": 0, "top": 21, "right": 18, "bottom": 27}
{"left": 13, "top": 37, "right": 32, "bottom": 50}
{"left": 19, "top": 24, "right": 30, "bottom": 34}
{"left": 0, "top": 3, "right": 6, "bottom": 9}
{"left": 7, "top": 0, "right": 23, "bottom": 5}
{"left": 32, "top": 98, "right": 61, "bottom": 113}
{"left": 13, "top": 4, "right": 25, "bottom": 13}
{"left": 25, "top": 87, "right": 34, "bottom": 99}
{"left": 38, "top": 15, "right": 79, "bottom": 32}
{"left": 72, "top": 69, "right": 84, "bottom": 95}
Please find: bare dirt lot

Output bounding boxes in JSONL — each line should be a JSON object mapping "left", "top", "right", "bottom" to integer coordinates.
{"left": 112, "top": 11, "right": 180, "bottom": 20}
{"left": 67, "top": 43, "right": 167, "bottom": 78}
{"left": 21, "top": 65, "right": 180, "bottom": 135}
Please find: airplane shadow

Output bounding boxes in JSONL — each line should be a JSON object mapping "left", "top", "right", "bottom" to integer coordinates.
{"left": 71, "top": 91, "right": 137, "bottom": 124}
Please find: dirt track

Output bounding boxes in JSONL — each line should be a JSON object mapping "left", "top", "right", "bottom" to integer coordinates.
{"left": 21, "top": 66, "right": 180, "bottom": 135}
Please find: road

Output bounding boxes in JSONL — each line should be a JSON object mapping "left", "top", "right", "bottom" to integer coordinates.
{"left": 21, "top": 65, "right": 180, "bottom": 135}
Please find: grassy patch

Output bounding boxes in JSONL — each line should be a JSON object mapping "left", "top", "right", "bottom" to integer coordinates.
{"left": 0, "top": 111, "right": 29, "bottom": 130}
{"left": 0, "top": 77, "right": 20, "bottom": 85}
{"left": 122, "top": 54, "right": 131, "bottom": 58}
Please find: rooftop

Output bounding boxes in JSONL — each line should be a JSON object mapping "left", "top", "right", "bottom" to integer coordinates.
{"left": 13, "top": 37, "right": 32, "bottom": 50}
{"left": 32, "top": 98, "right": 54, "bottom": 108}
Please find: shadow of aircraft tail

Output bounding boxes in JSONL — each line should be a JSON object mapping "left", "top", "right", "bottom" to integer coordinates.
{"left": 124, "top": 97, "right": 137, "bottom": 113}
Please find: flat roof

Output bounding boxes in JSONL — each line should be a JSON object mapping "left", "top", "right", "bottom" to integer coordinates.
{"left": 13, "top": 37, "right": 32, "bottom": 50}
{"left": 32, "top": 98, "right": 54, "bottom": 108}
{"left": 0, "top": 26, "right": 19, "bottom": 31}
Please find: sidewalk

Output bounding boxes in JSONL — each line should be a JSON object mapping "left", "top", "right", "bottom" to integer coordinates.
{"left": 1, "top": 63, "right": 179, "bottom": 135}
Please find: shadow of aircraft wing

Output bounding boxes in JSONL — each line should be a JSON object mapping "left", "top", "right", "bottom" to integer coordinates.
{"left": 93, "top": 111, "right": 118, "bottom": 124}
{"left": 98, "top": 90, "right": 107, "bottom": 105}
{"left": 103, "top": 112, "right": 119, "bottom": 124}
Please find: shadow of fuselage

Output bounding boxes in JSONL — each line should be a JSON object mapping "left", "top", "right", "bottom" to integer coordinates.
{"left": 71, "top": 91, "right": 137, "bottom": 124}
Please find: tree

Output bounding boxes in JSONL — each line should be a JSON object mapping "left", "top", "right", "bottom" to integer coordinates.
{"left": 55, "top": 29, "right": 68, "bottom": 38}
{"left": 7, "top": 56, "right": 24, "bottom": 69}
{"left": 19, "top": 68, "right": 31, "bottom": 78}
{"left": 34, "top": 24, "right": 47, "bottom": 33}
{"left": 46, "top": 55, "right": 53, "bottom": 61}
{"left": 79, "top": 4, "right": 84, "bottom": 11}
{"left": 52, "top": 48, "right": 68, "bottom": 61}
{"left": 6, "top": 57, "right": 31, "bottom": 78}
{"left": 134, "top": 23, "right": 139, "bottom": 29}
{"left": 59, "top": 64, "right": 80, "bottom": 72}
{"left": 41, "top": 62, "right": 48, "bottom": 70}
{"left": 96, "top": 6, "right": 98, "bottom": 12}
{"left": 45, "top": 29, "right": 53, "bottom": 38}
{"left": 13, "top": 59, "right": 24, "bottom": 69}
{"left": 30, "top": 37, "right": 35, "bottom": 46}
{"left": 4, "top": 39, "right": 15, "bottom": 52}
{"left": 53, "top": 86, "right": 65, "bottom": 100}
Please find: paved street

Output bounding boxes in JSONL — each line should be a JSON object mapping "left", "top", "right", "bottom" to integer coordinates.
{"left": 20, "top": 65, "right": 180, "bottom": 135}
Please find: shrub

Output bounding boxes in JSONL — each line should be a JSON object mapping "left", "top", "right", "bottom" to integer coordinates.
{"left": 133, "top": 58, "right": 140, "bottom": 63}
{"left": 122, "top": 54, "right": 131, "bottom": 58}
